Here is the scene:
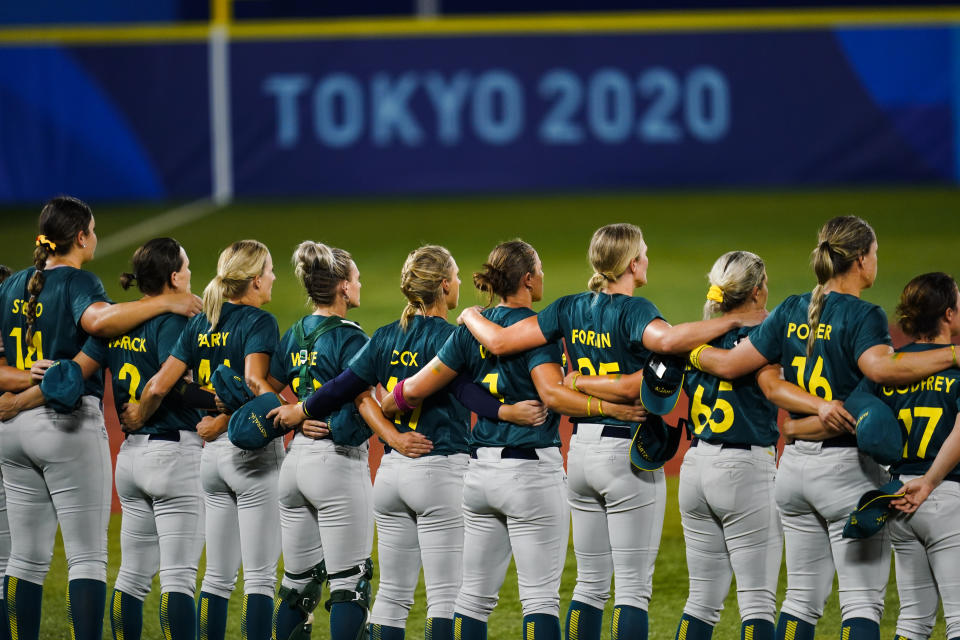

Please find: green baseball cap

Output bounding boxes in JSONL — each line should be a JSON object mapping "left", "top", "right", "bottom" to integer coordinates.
{"left": 39, "top": 359, "right": 84, "bottom": 414}
{"left": 842, "top": 479, "right": 905, "bottom": 539}
{"left": 845, "top": 391, "right": 904, "bottom": 466}
{"left": 629, "top": 415, "right": 683, "bottom": 471}
{"left": 639, "top": 354, "right": 685, "bottom": 416}
{"left": 228, "top": 393, "right": 285, "bottom": 450}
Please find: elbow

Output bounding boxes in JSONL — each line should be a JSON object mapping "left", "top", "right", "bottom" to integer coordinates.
{"left": 540, "top": 387, "right": 564, "bottom": 412}
{"left": 780, "top": 420, "right": 798, "bottom": 439}
{"left": 485, "top": 338, "right": 510, "bottom": 357}
{"left": 84, "top": 316, "right": 112, "bottom": 338}
{"left": 245, "top": 376, "right": 268, "bottom": 396}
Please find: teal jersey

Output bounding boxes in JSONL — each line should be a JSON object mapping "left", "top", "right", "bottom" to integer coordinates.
{"left": 860, "top": 343, "right": 960, "bottom": 481}
{"left": 170, "top": 302, "right": 279, "bottom": 389}
{"left": 0, "top": 266, "right": 109, "bottom": 398}
{"left": 682, "top": 326, "right": 779, "bottom": 447}
{"left": 437, "top": 306, "right": 563, "bottom": 449}
{"left": 85, "top": 314, "right": 202, "bottom": 434}
{"left": 270, "top": 314, "right": 371, "bottom": 447}
{"left": 749, "top": 292, "right": 891, "bottom": 409}
{"left": 348, "top": 316, "right": 470, "bottom": 456}
{"left": 537, "top": 292, "right": 661, "bottom": 427}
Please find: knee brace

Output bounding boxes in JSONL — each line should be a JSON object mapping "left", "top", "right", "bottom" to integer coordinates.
{"left": 277, "top": 561, "right": 327, "bottom": 640}
{"left": 325, "top": 558, "right": 374, "bottom": 613}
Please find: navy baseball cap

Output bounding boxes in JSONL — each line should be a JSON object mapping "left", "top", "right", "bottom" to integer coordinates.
{"left": 630, "top": 415, "right": 683, "bottom": 471}
{"left": 639, "top": 354, "right": 685, "bottom": 416}
{"left": 842, "top": 479, "right": 905, "bottom": 539}
{"left": 39, "top": 359, "right": 84, "bottom": 414}
{"left": 212, "top": 364, "right": 254, "bottom": 414}
{"left": 228, "top": 393, "right": 284, "bottom": 450}
{"left": 845, "top": 391, "right": 904, "bottom": 466}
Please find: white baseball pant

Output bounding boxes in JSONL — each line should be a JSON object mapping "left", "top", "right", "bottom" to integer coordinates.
{"left": 0, "top": 397, "right": 111, "bottom": 584}
{"left": 199, "top": 435, "right": 283, "bottom": 599}
{"left": 889, "top": 476, "right": 960, "bottom": 640}
{"left": 369, "top": 452, "right": 468, "bottom": 626}
{"left": 566, "top": 425, "right": 665, "bottom": 612}
{"left": 113, "top": 431, "right": 205, "bottom": 599}
{"left": 678, "top": 440, "right": 781, "bottom": 625}
{"left": 278, "top": 435, "right": 373, "bottom": 595}
{"left": 775, "top": 442, "right": 890, "bottom": 625}
{"left": 454, "top": 447, "right": 569, "bottom": 621}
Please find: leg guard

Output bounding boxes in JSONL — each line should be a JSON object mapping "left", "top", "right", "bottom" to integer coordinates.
{"left": 275, "top": 561, "right": 327, "bottom": 640}
{"left": 325, "top": 559, "right": 374, "bottom": 612}
{"left": 325, "top": 559, "right": 374, "bottom": 640}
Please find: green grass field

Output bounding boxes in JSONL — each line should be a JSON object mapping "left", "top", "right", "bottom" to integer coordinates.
{"left": 1, "top": 186, "right": 957, "bottom": 639}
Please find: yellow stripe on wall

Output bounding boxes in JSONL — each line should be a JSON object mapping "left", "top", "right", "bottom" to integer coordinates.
{"left": 1, "top": 8, "right": 960, "bottom": 46}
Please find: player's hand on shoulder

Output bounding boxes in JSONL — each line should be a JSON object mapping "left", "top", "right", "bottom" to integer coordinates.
{"left": 456, "top": 305, "right": 484, "bottom": 326}
{"left": 30, "top": 359, "right": 55, "bottom": 382}
{"left": 389, "top": 430, "right": 433, "bottom": 458}
{"left": 0, "top": 392, "right": 20, "bottom": 421}
{"left": 165, "top": 292, "right": 203, "bottom": 318}
{"left": 499, "top": 400, "right": 549, "bottom": 426}
{"left": 120, "top": 403, "right": 145, "bottom": 430}
{"left": 817, "top": 399, "right": 856, "bottom": 434}
{"left": 301, "top": 419, "right": 330, "bottom": 439}
{"left": 732, "top": 308, "right": 768, "bottom": 328}
{"left": 892, "top": 476, "right": 935, "bottom": 514}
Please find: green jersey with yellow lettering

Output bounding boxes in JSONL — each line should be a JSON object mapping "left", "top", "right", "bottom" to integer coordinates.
{"left": 85, "top": 314, "right": 202, "bottom": 434}
{"left": 683, "top": 326, "right": 779, "bottom": 447}
{"left": 537, "top": 292, "right": 661, "bottom": 427}
{"left": 749, "top": 292, "right": 891, "bottom": 409}
{"left": 437, "top": 306, "right": 563, "bottom": 449}
{"left": 348, "top": 315, "right": 470, "bottom": 456}
{"left": 859, "top": 343, "right": 960, "bottom": 481}
{"left": 170, "top": 302, "right": 279, "bottom": 390}
{"left": 0, "top": 266, "right": 110, "bottom": 398}
{"left": 270, "top": 314, "right": 371, "bottom": 447}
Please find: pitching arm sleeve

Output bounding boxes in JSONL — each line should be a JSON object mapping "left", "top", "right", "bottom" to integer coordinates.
{"left": 303, "top": 367, "right": 370, "bottom": 418}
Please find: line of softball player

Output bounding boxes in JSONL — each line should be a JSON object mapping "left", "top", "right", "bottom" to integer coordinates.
{"left": 0, "top": 199, "right": 958, "bottom": 640}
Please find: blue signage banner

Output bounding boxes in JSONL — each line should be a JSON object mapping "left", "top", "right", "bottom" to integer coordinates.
{"left": 234, "top": 28, "right": 955, "bottom": 197}
{"left": 0, "top": 25, "right": 954, "bottom": 203}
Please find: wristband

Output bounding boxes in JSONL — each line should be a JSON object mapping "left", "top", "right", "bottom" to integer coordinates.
{"left": 689, "top": 344, "right": 713, "bottom": 371}
{"left": 587, "top": 395, "right": 594, "bottom": 417}
{"left": 299, "top": 400, "right": 312, "bottom": 419}
{"left": 393, "top": 378, "right": 416, "bottom": 413}
{"left": 598, "top": 399, "right": 605, "bottom": 417}
{"left": 571, "top": 372, "right": 581, "bottom": 392}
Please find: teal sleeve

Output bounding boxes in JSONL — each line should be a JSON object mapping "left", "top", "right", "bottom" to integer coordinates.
{"left": 855, "top": 374, "right": 878, "bottom": 396}
{"left": 70, "top": 271, "right": 110, "bottom": 326}
{"left": 82, "top": 336, "right": 107, "bottom": 366}
{"left": 628, "top": 298, "right": 663, "bottom": 348}
{"left": 346, "top": 336, "right": 379, "bottom": 386}
{"left": 749, "top": 300, "right": 788, "bottom": 363}
{"left": 852, "top": 306, "right": 892, "bottom": 361}
{"left": 437, "top": 327, "right": 469, "bottom": 372}
{"left": 169, "top": 318, "right": 194, "bottom": 365}
{"left": 156, "top": 315, "right": 188, "bottom": 361}
{"left": 244, "top": 313, "right": 280, "bottom": 358}
{"left": 526, "top": 340, "right": 563, "bottom": 372}
{"left": 536, "top": 298, "right": 564, "bottom": 342}
{"left": 339, "top": 331, "right": 369, "bottom": 371}
{"left": 268, "top": 330, "right": 291, "bottom": 383}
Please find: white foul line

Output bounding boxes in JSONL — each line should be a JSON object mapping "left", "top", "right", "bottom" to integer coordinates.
{"left": 95, "top": 197, "right": 222, "bottom": 258}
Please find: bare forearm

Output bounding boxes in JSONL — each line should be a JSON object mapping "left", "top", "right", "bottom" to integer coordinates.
{"left": 0, "top": 366, "right": 32, "bottom": 393}
{"left": 647, "top": 316, "right": 741, "bottom": 354}
{"left": 781, "top": 416, "right": 835, "bottom": 441}
{"left": 571, "top": 373, "right": 640, "bottom": 403}
{"left": 357, "top": 394, "right": 403, "bottom": 447}
{"left": 923, "top": 422, "right": 960, "bottom": 485}
{"left": 14, "top": 385, "right": 45, "bottom": 412}
{"left": 83, "top": 297, "right": 169, "bottom": 338}
{"left": 862, "top": 347, "right": 955, "bottom": 386}
{"left": 761, "top": 377, "right": 823, "bottom": 416}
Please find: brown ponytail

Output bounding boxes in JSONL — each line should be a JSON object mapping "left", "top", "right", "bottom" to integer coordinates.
{"left": 896, "top": 272, "right": 958, "bottom": 341}
{"left": 473, "top": 240, "right": 538, "bottom": 307}
{"left": 807, "top": 216, "right": 875, "bottom": 355}
{"left": 27, "top": 196, "right": 93, "bottom": 342}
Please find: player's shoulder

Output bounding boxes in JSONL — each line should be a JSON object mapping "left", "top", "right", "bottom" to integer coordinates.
{"left": 486, "top": 305, "right": 536, "bottom": 326}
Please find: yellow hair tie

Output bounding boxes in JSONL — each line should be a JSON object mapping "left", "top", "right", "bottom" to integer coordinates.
{"left": 706, "top": 285, "right": 724, "bottom": 303}
{"left": 35, "top": 235, "right": 56, "bottom": 251}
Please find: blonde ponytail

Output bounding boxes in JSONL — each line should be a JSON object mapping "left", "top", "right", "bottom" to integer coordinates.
{"left": 399, "top": 245, "right": 454, "bottom": 330}
{"left": 203, "top": 240, "right": 270, "bottom": 330}
{"left": 587, "top": 224, "right": 644, "bottom": 292}
{"left": 702, "top": 251, "right": 766, "bottom": 320}
{"left": 806, "top": 217, "right": 875, "bottom": 355}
